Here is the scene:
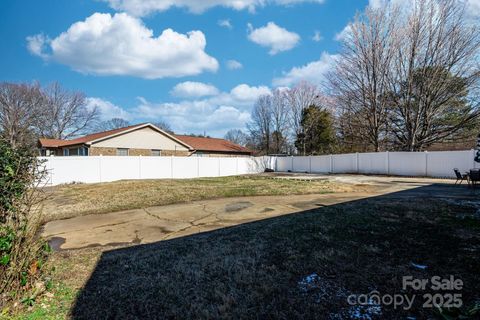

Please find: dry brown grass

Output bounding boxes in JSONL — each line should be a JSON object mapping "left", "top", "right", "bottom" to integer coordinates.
{"left": 41, "top": 175, "right": 359, "bottom": 222}
{"left": 9, "top": 184, "right": 480, "bottom": 319}
{"left": 21, "top": 187, "right": 480, "bottom": 319}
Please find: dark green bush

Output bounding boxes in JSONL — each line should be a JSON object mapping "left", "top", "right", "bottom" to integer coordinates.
{"left": 0, "top": 140, "right": 37, "bottom": 223}
{"left": 0, "top": 138, "right": 49, "bottom": 307}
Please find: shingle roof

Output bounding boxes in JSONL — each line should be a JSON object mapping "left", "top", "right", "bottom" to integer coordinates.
{"left": 39, "top": 123, "right": 147, "bottom": 148}
{"left": 38, "top": 123, "right": 252, "bottom": 154}
{"left": 173, "top": 135, "right": 252, "bottom": 154}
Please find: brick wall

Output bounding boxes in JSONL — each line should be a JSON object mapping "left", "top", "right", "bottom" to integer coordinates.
{"left": 89, "top": 147, "right": 191, "bottom": 157}
{"left": 160, "top": 150, "right": 190, "bottom": 156}
{"left": 89, "top": 147, "right": 117, "bottom": 156}
{"left": 129, "top": 149, "right": 152, "bottom": 156}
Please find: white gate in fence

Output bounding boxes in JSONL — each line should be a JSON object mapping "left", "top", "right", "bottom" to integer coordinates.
{"left": 40, "top": 156, "right": 273, "bottom": 186}
{"left": 274, "top": 150, "right": 479, "bottom": 178}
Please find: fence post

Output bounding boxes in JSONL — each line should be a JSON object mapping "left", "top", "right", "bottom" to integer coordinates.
{"left": 291, "top": 156, "right": 294, "bottom": 172}
{"left": 424, "top": 151, "right": 428, "bottom": 177}
{"left": 386, "top": 151, "right": 390, "bottom": 175}
{"left": 309, "top": 155, "right": 312, "bottom": 173}
{"left": 472, "top": 149, "right": 476, "bottom": 170}
{"left": 236, "top": 157, "right": 239, "bottom": 175}
{"left": 171, "top": 155, "right": 174, "bottom": 179}
{"left": 197, "top": 156, "right": 200, "bottom": 177}
{"left": 138, "top": 156, "right": 142, "bottom": 179}
{"left": 218, "top": 157, "right": 221, "bottom": 176}
{"left": 356, "top": 152, "right": 359, "bottom": 173}
{"left": 99, "top": 155, "right": 103, "bottom": 183}
{"left": 329, "top": 154, "right": 333, "bottom": 173}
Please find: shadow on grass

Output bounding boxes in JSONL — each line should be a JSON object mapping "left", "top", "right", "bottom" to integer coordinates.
{"left": 71, "top": 184, "right": 480, "bottom": 319}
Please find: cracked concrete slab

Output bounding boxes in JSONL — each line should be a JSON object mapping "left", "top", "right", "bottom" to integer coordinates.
{"left": 41, "top": 175, "right": 458, "bottom": 251}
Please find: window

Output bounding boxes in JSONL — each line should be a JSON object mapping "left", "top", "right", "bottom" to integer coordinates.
{"left": 117, "top": 148, "right": 129, "bottom": 156}
{"left": 194, "top": 152, "right": 205, "bottom": 157}
{"left": 151, "top": 149, "right": 161, "bottom": 156}
{"left": 62, "top": 147, "right": 88, "bottom": 156}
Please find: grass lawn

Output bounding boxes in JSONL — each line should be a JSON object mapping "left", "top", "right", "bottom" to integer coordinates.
{"left": 40, "top": 175, "right": 359, "bottom": 222}
{"left": 9, "top": 184, "right": 480, "bottom": 319}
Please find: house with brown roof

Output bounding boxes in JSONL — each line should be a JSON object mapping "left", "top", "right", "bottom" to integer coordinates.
{"left": 38, "top": 123, "right": 252, "bottom": 157}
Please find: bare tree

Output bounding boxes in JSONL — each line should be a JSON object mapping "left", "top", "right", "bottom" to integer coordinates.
{"left": 96, "top": 118, "right": 130, "bottom": 131}
{"left": 38, "top": 82, "right": 99, "bottom": 139}
{"left": 270, "top": 89, "right": 290, "bottom": 153}
{"left": 285, "top": 81, "right": 321, "bottom": 152}
{"left": 248, "top": 94, "right": 273, "bottom": 154}
{"left": 224, "top": 129, "right": 248, "bottom": 146}
{"left": 153, "top": 120, "right": 173, "bottom": 134}
{"left": 387, "top": 0, "right": 480, "bottom": 150}
{"left": 0, "top": 83, "right": 45, "bottom": 148}
{"left": 330, "top": 0, "right": 480, "bottom": 152}
{"left": 329, "top": 4, "right": 400, "bottom": 152}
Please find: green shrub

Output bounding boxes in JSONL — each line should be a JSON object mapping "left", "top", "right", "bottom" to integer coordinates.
{"left": 0, "top": 138, "right": 49, "bottom": 309}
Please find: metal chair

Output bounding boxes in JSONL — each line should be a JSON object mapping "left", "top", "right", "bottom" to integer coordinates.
{"left": 469, "top": 169, "right": 480, "bottom": 188}
{"left": 453, "top": 168, "right": 469, "bottom": 185}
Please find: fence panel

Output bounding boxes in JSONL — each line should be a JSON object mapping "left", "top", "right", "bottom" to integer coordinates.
{"left": 276, "top": 157, "right": 292, "bottom": 172}
{"left": 332, "top": 153, "right": 357, "bottom": 173}
{"left": 197, "top": 157, "right": 219, "bottom": 177}
{"left": 101, "top": 156, "right": 140, "bottom": 182}
{"left": 388, "top": 152, "right": 426, "bottom": 176}
{"left": 46, "top": 157, "right": 101, "bottom": 185}
{"left": 139, "top": 157, "right": 173, "bottom": 179}
{"left": 172, "top": 157, "right": 203, "bottom": 179}
{"left": 358, "top": 152, "right": 388, "bottom": 175}
{"left": 292, "top": 156, "right": 310, "bottom": 172}
{"left": 310, "top": 155, "right": 331, "bottom": 173}
{"left": 426, "top": 150, "right": 473, "bottom": 178}
{"left": 219, "top": 158, "right": 238, "bottom": 176}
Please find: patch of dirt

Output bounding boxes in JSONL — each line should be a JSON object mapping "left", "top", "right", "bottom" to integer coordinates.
{"left": 224, "top": 201, "right": 254, "bottom": 212}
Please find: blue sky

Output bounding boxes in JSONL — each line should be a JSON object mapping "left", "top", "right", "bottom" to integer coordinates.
{"left": 1, "top": 0, "right": 371, "bottom": 137}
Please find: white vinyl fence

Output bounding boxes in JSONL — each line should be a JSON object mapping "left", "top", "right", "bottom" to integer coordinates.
{"left": 40, "top": 150, "right": 478, "bottom": 185}
{"left": 40, "top": 156, "right": 273, "bottom": 186}
{"left": 274, "top": 150, "right": 480, "bottom": 178}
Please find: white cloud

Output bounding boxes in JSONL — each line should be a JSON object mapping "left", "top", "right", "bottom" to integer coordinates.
{"left": 218, "top": 19, "right": 233, "bottom": 29}
{"left": 171, "top": 81, "right": 220, "bottom": 98}
{"left": 226, "top": 59, "right": 243, "bottom": 70}
{"left": 247, "top": 22, "right": 300, "bottom": 55}
{"left": 135, "top": 84, "right": 270, "bottom": 136}
{"left": 334, "top": 24, "right": 352, "bottom": 41}
{"left": 272, "top": 52, "right": 338, "bottom": 87}
{"left": 312, "top": 30, "right": 322, "bottom": 42}
{"left": 104, "top": 0, "right": 325, "bottom": 16}
{"left": 85, "top": 83, "right": 270, "bottom": 136}
{"left": 26, "top": 12, "right": 218, "bottom": 79}
{"left": 227, "top": 84, "right": 271, "bottom": 102}
{"left": 86, "top": 97, "right": 133, "bottom": 121}
{"left": 26, "top": 34, "right": 50, "bottom": 59}
{"left": 136, "top": 100, "right": 252, "bottom": 136}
